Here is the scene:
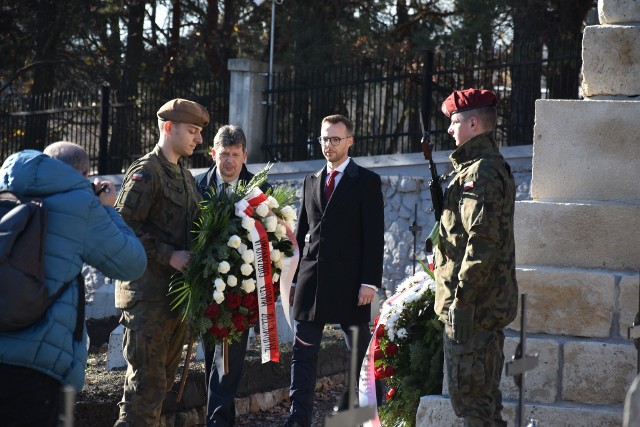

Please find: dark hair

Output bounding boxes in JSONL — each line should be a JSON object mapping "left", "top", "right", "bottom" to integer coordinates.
{"left": 458, "top": 106, "right": 497, "bottom": 131}
{"left": 322, "top": 114, "right": 354, "bottom": 135}
{"left": 213, "top": 125, "right": 246, "bottom": 151}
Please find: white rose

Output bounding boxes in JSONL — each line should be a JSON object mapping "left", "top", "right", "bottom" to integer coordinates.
{"left": 286, "top": 220, "right": 296, "bottom": 231}
{"left": 270, "top": 249, "right": 282, "bottom": 263}
{"left": 272, "top": 272, "right": 280, "bottom": 283}
{"left": 218, "top": 261, "right": 230, "bottom": 274}
{"left": 275, "top": 224, "right": 287, "bottom": 239}
{"left": 242, "top": 216, "right": 256, "bottom": 230}
{"left": 266, "top": 196, "right": 279, "bottom": 209}
{"left": 275, "top": 259, "right": 283, "bottom": 269}
{"left": 227, "top": 275, "right": 238, "bottom": 287}
{"left": 214, "top": 278, "right": 226, "bottom": 292}
{"left": 255, "top": 203, "right": 269, "bottom": 217}
{"left": 237, "top": 243, "right": 247, "bottom": 255}
{"left": 269, "top": 242, "right": 274, "bottom": 251}
{"left": 242, "top": 249, "right": 255, "bottom": 264}
{"left": 241, "top": 278, "right": 256, "bottom": 293}
{"left": 240, "top": 263, "right": 254, "bottom": 276}
{"left": 213, "top": 290, "right": 225, "bottom": 304}
{"left": 281, "top": 205, "right": 297, "bottom": 222}
{"left": 264, "top": 216, "right": 278, "bottom": 233}
{"left": 227, "top": 235, "right": 241, "bottom": 249}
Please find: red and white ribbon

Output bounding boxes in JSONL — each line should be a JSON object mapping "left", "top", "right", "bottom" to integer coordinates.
{"left": 235, "top": 188, "right": 279, "bottom": 363}
{"left": 275, "top": 217, "right": 299, "bottom": 333}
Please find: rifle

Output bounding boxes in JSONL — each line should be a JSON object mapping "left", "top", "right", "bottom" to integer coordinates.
{"left": 420, "top": 50, "right": 444, "bottom": 254}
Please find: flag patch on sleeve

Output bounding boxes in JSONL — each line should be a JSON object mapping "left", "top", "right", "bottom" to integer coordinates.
{"left": 463, "top": 180, "right": 474, "bottom": 190}
{"left": 132, "top": 173, "right": 143, "bottom": 181}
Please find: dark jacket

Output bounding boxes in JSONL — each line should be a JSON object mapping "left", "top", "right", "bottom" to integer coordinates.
{"left": 194, "top": 163, "right": 270, "bottom": 199}
{"left": 293, "top": 159, "right": 384, "bottom": 324}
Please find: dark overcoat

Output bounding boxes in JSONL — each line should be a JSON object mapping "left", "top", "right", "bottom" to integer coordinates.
{"left": 293, "top": 159, "right": 384, "bottom": 324}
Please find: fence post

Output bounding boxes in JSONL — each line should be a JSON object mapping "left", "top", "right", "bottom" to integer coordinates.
{"left": 227, "top": 59, "right": 269, "bottom": 163}
{"left": 98, "top": 84, "right": 110, "bottom": 174}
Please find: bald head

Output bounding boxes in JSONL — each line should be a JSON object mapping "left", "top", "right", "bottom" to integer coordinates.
{"left": 44, "top": 141, "right": 90, "bottom": 176}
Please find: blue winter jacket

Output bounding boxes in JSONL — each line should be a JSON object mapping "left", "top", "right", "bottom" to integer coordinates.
{"left": 0, "top": 150, "right": 147, "bottom": 391}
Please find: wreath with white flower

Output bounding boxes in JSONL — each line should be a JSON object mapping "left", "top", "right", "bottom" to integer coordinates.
{"left": 170, "top": 165, "right": 298, "bottom": 362}
{"left": 372, "top": 267, "right": 444, "bottom": 427}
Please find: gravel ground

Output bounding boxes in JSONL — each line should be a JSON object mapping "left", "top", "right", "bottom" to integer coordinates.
{"left": 81, "top": 327, "right": 350, "bottom": 427}
{"left": 235, "top": 376, "right": 346, "bottom": 427}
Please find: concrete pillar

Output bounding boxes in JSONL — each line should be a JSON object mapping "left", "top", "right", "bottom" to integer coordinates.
{"left": 227, "top": 59, "right": 269, "bottom": 163}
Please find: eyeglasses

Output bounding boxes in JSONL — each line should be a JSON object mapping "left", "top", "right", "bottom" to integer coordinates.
{"left": 317, "top": 136, "right": 351, "bottom": 146}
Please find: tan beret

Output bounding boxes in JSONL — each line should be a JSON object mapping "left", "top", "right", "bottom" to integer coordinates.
{"left": 157, "top": 98, "right": 210, "bottom": 128}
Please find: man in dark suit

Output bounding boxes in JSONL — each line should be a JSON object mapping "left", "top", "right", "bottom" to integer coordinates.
{"left": 194, "top": 124, "right": 269, "bottom": 427}
{"left": 285, "top": 114, "right": 384, "bottom": 427}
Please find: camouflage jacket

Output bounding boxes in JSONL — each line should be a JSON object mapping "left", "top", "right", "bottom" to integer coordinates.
{"left": 434, "top": 132, "right": 518, "bottom": 331}
{"left": 114, "top": 145, "right": 202, "bottom": 307}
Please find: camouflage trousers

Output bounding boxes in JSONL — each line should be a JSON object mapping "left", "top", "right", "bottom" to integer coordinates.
{"left": 444, "top": 327, "right": 506, "bottom": 427}
{"left": 114, "top": 300, "right": 189, "bottom": 427}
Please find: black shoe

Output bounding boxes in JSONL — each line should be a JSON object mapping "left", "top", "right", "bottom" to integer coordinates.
{"left": 283, "top": 419, "right": 305, "bottom": 427}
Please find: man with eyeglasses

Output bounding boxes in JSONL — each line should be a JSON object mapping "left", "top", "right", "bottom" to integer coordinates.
{"left": 285, "top": 114, "right": 384, "bottom": 427}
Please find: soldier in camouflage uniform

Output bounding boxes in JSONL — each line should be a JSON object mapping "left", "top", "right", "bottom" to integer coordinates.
{"left": 434, "top": 89, "right": 518, "bottom": 427}
{"left": 113, "top": 98, "right": 210, "bottom": 426}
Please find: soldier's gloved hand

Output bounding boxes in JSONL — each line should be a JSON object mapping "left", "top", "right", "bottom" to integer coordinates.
{"left": 448, "top": 300, "right": 475, "bottom": 344}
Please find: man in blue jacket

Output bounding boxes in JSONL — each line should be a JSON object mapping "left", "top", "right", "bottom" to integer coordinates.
{"left": 0, "top": 144, "right": 147, "bottom": 427}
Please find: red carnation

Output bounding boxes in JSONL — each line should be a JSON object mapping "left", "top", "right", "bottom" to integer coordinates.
{"left": 231, "top": 311, "right": 247, "bottom": 332}
{"left": 384, "top": 365, "right": 395, "bottom": 377}
{"left": 204, "top": 303, "right": 220, "bottom": 319}
{"left": 208, "top": 323, "right": 229, "bottom": 339}
{"left": 375, "top": 324, "right": 385, "bottom": 338}
{"left": 374, "top": 366, "right": 387, "bottom": 380}
{"left": 373, "top": 346, "right": 384, "bottom": 361}
{"left": 386, "top": 388, "right": 396, "bottom": 401}
{"left": 248, "top": 311, "right": 259, "bottom": 324}
{"left": 226, "top": 292, "right": 242, "bottom": 309}
{"left": 384, "top": 342, "right": 399, "bottom": 356}
{"left": 242, "top": 293, "right": 258, "bottom": 310}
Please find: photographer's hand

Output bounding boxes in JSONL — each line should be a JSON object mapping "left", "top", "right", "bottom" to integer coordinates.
{"left": 93, "top": 178, "right": 116, "bottom": 207}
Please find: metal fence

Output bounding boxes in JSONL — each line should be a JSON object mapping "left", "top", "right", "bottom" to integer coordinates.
{"left": 0, "top": 79, "right": 229, "bottom": 174}
{"left": 262, "top": 43, "right": 581, "bottom": 162}
{"left": 0, "top": 43, "right": 581, "bottom": 169}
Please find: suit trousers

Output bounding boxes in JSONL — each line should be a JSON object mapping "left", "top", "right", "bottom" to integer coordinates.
{"left": 204, "top": 329, "right": 250, "bottom": 427}
{"left": 289, "top": 320, "right": 371, "bottom": 427}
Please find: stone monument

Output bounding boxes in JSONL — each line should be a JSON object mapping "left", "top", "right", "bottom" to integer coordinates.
{"left": 416, "top": 0, "right": 640, "bottom": 425}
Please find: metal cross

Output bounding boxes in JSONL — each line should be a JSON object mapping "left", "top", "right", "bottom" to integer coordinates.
{"left": 323, "top": 326, "right": 376, "bottom": 427}
{"left": 506, "top": 294, "right": 539, "bottom": 427}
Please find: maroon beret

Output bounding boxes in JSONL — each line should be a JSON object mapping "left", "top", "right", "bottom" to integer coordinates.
{"left": 157, "top": 98, "right": 210, "bottom": 128}
{"left": 441, "top": 88, "right": 497, "bottom": 118}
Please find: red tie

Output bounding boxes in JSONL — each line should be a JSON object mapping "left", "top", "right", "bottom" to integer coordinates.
{"left": 324, "top": 170, "right": 339, "bottom": 201}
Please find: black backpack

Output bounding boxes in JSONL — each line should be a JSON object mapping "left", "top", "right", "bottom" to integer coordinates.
{"left": 0, "top": 190, "right": 86, "bottom": 335}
